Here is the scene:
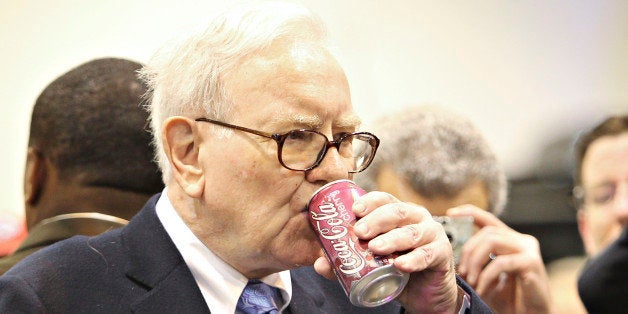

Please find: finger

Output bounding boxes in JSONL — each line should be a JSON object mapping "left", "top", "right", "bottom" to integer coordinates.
{"left": 474, "top": 256, "right": 509, "bottom": 294}
{"left": 456, "top": 225, "right": 496, "bottom": 277}
{"left": 352, "top": 191, "right": 399, "bottom": 218}
{"left": 474, "top": 252, "right": 530, "bottom": 294}
{"left": 367, "top": 215, "right": 444, "bottom": 255}
{"left": 313, "top": 256, "right": 336, "bottom": 280}
{"left": 458, "top": 227, "right": 517, "bottom": 285}
{"left": 447, "top": 204, "right": 509, "bottom": 229}
{"left": 367, "top": 223, "right": 424, "bottom": 255}
{"left": 394, "top": 236, "right": 453, "bottom": 273}
{"left": 458, "top": 243, "right": 493, "bottom": 286}
{"left": 353, "top": 202, "right": 429, "bottom": 240}
{"left": 474, "top": 237, "right": 546, "bottom": 294}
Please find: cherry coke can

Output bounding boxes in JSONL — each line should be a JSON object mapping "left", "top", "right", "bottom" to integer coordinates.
{"left": 308, "top": 179, "right": 409, "bottom": 307}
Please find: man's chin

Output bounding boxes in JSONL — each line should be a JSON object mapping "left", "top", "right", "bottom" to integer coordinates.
{"left": 286, "top": 247, "right": 324, "bottom": 269}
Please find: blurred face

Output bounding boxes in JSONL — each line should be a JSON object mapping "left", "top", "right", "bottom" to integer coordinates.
{"left": 577, "top": 132, "right": 628, "bottom": 256}
{"left": 375, "top": 164, "right": 490, "bottom": 216}
{"left": 189, "top": 41, "right": 358, "bottom": 277}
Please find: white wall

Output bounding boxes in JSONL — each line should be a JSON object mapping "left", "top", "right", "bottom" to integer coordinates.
{"left": 1, "top": 0, "right": 627, "bottom": 219}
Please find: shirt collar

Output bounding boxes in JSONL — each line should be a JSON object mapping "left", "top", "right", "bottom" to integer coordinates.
{"left": 155, "top": 188, "right": 292, "bottom": 312}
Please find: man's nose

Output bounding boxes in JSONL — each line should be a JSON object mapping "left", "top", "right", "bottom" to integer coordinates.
{"left": 305, "top": 146, "right": 350, "bottom": 183}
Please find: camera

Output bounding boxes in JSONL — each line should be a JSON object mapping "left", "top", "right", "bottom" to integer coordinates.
{"left": 433, "top": 216, "right": 474, "bottom": 265}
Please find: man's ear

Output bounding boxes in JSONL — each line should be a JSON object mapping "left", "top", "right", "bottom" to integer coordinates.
{"left": 162, "top": 117, "right": 205, "bottom": 198}
{"left": 24, "top": 147, "right": 46, "bottom": 205}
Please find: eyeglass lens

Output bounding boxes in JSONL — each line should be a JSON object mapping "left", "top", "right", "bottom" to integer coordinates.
{"left": 279, "top": 130, "right": 375, "bottom": 172}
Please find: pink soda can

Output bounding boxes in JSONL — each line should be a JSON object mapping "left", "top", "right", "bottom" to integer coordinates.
{"left": 307, "top": 179, "right": 409, "bottom": 307}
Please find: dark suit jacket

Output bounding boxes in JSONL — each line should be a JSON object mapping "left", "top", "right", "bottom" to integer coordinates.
{"left": 578, "top": 228, "right": 628, "bottom": 314}
{"left": 0, "top": 213, "right": 127, "bottom": 275}
{"left": 0, "top": 194, "right": 491, "bottom": 313}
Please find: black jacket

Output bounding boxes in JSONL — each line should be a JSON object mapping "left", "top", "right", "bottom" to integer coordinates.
{"left": 578, "top": 227, "right": 628, "bottom": 314}
{"left": 0, "top": 194, "right": 491, "bottom": 313}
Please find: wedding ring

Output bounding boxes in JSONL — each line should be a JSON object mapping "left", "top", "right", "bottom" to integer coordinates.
{"left": 488, "top": 252, "right": 497, "bottom": 261}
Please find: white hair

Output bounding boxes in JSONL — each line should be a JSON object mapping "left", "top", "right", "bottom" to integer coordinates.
{"left": 139, "top": 1, "right": 332, "bottom": 182}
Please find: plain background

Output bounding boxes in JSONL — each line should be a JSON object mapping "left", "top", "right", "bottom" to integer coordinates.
{"left": 1, "top": 0, "right": 627, "bottom": 221}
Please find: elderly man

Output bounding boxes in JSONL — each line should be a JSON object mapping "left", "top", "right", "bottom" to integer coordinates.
{"left": 0, "top": 2, "right": 491, "bottom": 312}
{"left": 357, "top": 105, "right": 552, "bottom": 313}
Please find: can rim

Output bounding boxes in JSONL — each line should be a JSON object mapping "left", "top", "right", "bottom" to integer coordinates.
{"left": 307, "top": 179, "right": 357, "bottom": 208}
{"left": 349, "top": 264, "right": 410, "bottom": 307}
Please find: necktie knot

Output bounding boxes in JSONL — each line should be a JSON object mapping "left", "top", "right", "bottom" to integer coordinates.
{"left": 236, "top": 280, "right": 280, "bottom": 314}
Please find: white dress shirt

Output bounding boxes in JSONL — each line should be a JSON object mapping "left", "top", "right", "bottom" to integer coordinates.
{"left": 155, "top": 189, "right": 292, "bottom": 313}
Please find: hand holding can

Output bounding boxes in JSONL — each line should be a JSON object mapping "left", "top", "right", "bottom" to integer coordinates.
{"left": 308, "top": 179, "right": 409, "bottom": 307}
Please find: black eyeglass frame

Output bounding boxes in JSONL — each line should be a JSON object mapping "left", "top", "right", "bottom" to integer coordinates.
{"left": 194, "top": 117, "right": 379, "bottom": 173}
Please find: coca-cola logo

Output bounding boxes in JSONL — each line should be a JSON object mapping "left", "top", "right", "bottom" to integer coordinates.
{"left": 311, "top": 190, "right": 365, "bottom": 275}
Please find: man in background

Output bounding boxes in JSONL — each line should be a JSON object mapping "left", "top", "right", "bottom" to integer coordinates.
{"left": 356, "top": 105, "right": 552, "bottom": 313}
{"left": 574, "top": 115, "right": 628, "bottom": 313}
{"left": 0, "top": 58, "right": 164, "bottom": 274}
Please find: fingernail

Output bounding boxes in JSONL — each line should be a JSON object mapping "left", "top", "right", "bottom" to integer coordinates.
{"left": 394, "top": 255, "right": 409, "bottom": 269}
{"left": 370, "top": 238, "right": 384, "bottom": 249}
{"left": 354, "top": 222, "right": 368, "bottom": 235}
{"left": 353, "top": 202, "right": 365, "bottom": 214}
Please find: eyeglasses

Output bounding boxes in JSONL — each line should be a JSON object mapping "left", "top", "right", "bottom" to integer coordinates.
{"left": 195, "top": 117, "right": 379, "bottom": 173}
{"left": 573, "top": 181, "right": 628, "bottom": 208}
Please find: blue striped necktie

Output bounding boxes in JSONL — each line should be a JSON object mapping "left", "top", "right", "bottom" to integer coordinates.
{"left": 235, "top": 280, "right": 280, "bottom": 314}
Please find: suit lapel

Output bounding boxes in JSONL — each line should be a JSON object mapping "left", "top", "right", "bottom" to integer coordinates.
{"left": 120, "top": 194, "right": 210, "bottom": 313}
{"left": 129, "top": 262, "right": 210, "bottom": 313}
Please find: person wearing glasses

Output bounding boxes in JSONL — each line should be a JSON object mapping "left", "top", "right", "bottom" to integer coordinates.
{"left": 573, "top": 115, "right": 628, "bottom": 313}
{"left": 0, "top": 58, "right": 164, "bottom": 275}
{"left": 356, "top": 105, "right": 552, "bottom": 313}
{"left": 0, "top": 2, "right": 492, "bottom": 313}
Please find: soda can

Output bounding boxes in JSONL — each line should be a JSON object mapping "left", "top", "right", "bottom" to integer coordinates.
{"left": 308, "top": 179, "right": 409, "bottom": 307}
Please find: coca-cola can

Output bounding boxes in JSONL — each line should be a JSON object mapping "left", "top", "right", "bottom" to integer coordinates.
{"left": 308, "top": 179, "right": 409, "bottom": 307}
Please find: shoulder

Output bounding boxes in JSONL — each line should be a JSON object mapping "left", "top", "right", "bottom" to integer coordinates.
{"left": 0, "top": 220, "right": 169, "bottom": 312}
{"left": 0, "top": 231, "right": 131, "bottom": 311}
{"left": 0, "top": 248, "right": 40, "bottom": 276}
{"left": 5, "top": 230, "right": 124, "bottom": 282}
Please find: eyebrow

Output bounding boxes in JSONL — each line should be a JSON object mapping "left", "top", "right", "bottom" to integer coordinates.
{"left": 337, "top": 113, "right": 362, "bottom": 129}
{"left": 286, "top": 113, "right": 362, "bottom": 130}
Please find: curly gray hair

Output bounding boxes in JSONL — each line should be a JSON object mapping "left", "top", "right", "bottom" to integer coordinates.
{"left": 356, "top": 105, "right": 507, "bottom": 215}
